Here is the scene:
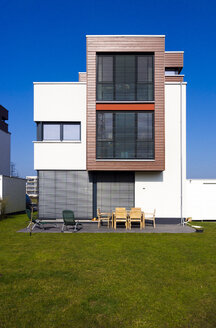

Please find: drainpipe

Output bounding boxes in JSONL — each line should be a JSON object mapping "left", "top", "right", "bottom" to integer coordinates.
{"left": 180, "top": 82, "right": 184, "bottom": 225}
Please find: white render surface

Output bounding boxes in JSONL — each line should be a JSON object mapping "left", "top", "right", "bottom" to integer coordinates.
{"left": 135, "top": 83, "right": 187, "bottom": 218}
{"left": 34, "top": 82, "right": 86, "bottom": 122}
{"left": 34, "top": 83, "right": 86, "bottom": 170}
{"left": 0, "top": 129, "right": 10, "bottom": 176}
{"left": 185, "top": 179, "right": 216, "bottom": 220}
{"left": 0, "top": 175, "right": 26, "bottom": 214}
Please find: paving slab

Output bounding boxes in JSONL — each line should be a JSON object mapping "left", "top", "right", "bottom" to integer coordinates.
{"left": 18, "top": 222, "right": 195, "bottom": 233}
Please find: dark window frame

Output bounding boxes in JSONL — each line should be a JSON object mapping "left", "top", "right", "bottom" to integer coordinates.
{"left": 37, "top": 122, "right": 81, "bottom": 141}
{"left": 96, "top": 52, "right": 155, "bottom": 102}
{"left": 96, "top": 111, "right": 155, "bottom": 160}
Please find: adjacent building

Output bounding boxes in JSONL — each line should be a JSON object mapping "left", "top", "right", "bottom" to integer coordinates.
{"left": 0, "top": 105, "right": 26, "bottom": 214}
{"left": 0, "top": 105, "right": 11, "bottom": 176}
{"left": 33, "top": 35, "right": 216, "bottom": 221}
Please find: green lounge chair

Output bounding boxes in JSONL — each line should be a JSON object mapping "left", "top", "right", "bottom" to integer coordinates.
{"left": 61, "top": 210, "right": 81, "bottom": 232}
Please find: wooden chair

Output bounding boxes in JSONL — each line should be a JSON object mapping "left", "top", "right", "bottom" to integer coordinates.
{"left": 128, "top": 208, "right": 143, "bottom": 230}
{"left": 143, "top": 209, "right": 156, "bottom": 228}
{"left": 97, "top": 208, "right": 111, "bottom": 228}
{"left": 114, "top": 208, "right": 128, "bottom": 230}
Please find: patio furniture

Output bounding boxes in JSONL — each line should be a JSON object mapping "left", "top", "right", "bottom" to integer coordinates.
{"left": 143, "top": 209, "right": 156, "bottom": 228}
{"left": 97, "top": 208, "right": 111, "bottom": 228}
{"left": 128, "top": 208, "right": 143, "bottom": 230}
{"left": 113, "top": 208, "right": 128, "bottom": 230}
{"left": 61, "top": 210, "right": 80, "bottom": 232}
{"left": 26, "top": 209, "right": 41, "bottom": 230}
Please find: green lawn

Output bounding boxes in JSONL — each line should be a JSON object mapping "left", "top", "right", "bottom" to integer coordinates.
{"left": 0, "top": 214, "right": 216, "bottom": 328}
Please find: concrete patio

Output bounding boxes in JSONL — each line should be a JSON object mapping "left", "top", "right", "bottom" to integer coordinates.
{"left": 18, "top": 221, "right": 195, "bottom": 233}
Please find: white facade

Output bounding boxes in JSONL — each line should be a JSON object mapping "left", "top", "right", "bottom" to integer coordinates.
{"left": 34, "top": 82, "right": 86, "bottom": 170}
{"left": 135, "top": 82, "right": 187, "bottom": 218}
{"left": 0, "top": 129, "right": 10, "bottom": 176}
{"left": 0, "top": 175, "right": 26, "bottom": 214}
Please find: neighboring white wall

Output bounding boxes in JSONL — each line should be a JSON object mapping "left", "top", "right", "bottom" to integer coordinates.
{"left": 0, "top": 175, "right": 26, "bottom": 214}
{"left": 34, "top": 82, "right": 86, "bottom": 170}
{"left": 135, "top": 82, "right": 187, "bottom": 218}
{"left": 185, "top": 179, "right": 216, "bottom": 220}
{"left": 0, "top": 129, "right": 10, "bottom": 176}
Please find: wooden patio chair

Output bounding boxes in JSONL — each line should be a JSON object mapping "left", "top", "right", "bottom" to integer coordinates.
{"left": 143, "top": 209, "right": 156, "bottom": 228}
{"left": 97, "top": 208, "right": 111, "bottom": 228}
{"left": 128, "top": 208, "right": 143, "bottom": 230}
{"left": 114, "top": 208, "right": 128, "bottom": 230}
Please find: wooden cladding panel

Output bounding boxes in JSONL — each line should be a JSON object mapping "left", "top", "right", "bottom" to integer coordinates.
{"left": 78, "top": 72, "right": 86, "bottom": 82}
{"left": 96, "top": 104, "right": 155, "bottom": 111}
{"left": 165, "top": 75, "right": 184, "bottom": 82}
{"left": 86, "top": 36, "right": 165, "bottom": 171}
{"left": 165, "top": 52, "right": 183, "bottom": 70}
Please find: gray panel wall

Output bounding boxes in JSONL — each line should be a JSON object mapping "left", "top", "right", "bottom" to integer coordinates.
{"left": 39, "top": 171, "right": 93, "bottom": 219}
{"left": 96, "top": 172, "right": 134, "bottom": 213}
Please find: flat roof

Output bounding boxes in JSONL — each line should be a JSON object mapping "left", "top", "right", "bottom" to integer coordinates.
{"left": 165, "top": 51, "right": 184, "bottom": 53}
{"left": 86, "top": 35, "right": 165, "bottom": 37}
{"left": 33, "top": 82, "right": 86, "bottom": 85}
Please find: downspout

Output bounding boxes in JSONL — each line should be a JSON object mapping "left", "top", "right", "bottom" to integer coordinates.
{"left": 180, "top": 82, "right": 184, "bottom": 225}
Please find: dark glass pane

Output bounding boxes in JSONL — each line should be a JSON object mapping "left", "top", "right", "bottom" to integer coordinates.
{"left": 115, "top": 55, "right": 136, "bottom": 101}
{"left": 97, "top": 83, "right": 114, "bottom": 101}
{"left": 137, "top": 112, "right": 153, "bottom": 140}
{"left": 115, "top": 112, "right": 135, "bottom": 158}
{"left": 97, "top": 141, "right": 114, "bottom": 158}
{"left": 137, "top": 55, "right": 153, "bottom": 82}
{"left": 137, "top": 83, "right": 154, "bottom": 101}
{"left": 97, "top": 112, "right": 113, "bottom": 141}
{"left": 137, "top": 141, "right": 154, "bottom": 159}
{"left": 98, "top": 56, "right": 113, "bottom": 82}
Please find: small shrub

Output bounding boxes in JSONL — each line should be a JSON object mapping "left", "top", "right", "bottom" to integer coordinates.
{"left": 0, "top": 199, "right": 7, "bottom": 220}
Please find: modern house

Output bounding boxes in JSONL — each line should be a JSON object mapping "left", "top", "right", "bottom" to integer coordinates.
{"left": 26, "top": 176, "right": 38, "bottom": 198}
{"left": 34, "top": 35, "right": 216, "bottom": 221}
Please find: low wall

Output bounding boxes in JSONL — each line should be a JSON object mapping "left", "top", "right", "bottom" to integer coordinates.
{"left": 0, "top": 175, "right": 26, "bottom": 214}
{"left": 185, "top": 179, "right": 216, "bottom": 220}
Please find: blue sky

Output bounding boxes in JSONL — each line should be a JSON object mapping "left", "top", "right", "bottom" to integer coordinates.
{"left": 0, "top": 0, "right": 216, "bottom": 178}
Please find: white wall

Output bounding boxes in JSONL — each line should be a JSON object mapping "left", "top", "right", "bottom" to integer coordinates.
{"left": 0, "top": 175, "right": 26, "bottom": 214}
{"left": 0, "top": 129, "right": 10, "bottom": 176}
{"left": 185, "top": 179, "right": 216, "bottom": 220}
{"left": 135, "top": 82, "right": 187, "bottom": 218}
{"left": 34, "top": 82, "right": 86, "bottom": 170}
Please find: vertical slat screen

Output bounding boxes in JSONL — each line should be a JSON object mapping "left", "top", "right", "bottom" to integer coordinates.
{"left": 96, "top": 172, "right": 134, "bottom": 213}
{"left": 39, "top": 171, "right": 93, "bottom": 219}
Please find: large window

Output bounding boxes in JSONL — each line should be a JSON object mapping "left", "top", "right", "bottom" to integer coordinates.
{"left": 96, "top": 53, "right": 154, "bottom": 101}
{"left": 41, "top": 123, "right": 81, "bottom": 141}
{"left": 96, "top": 111, "right": 154, "bottom": 159}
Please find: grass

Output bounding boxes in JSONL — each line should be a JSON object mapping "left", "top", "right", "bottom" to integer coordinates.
{"left": 0, "top": 214, "right": 216, "bottom": 328}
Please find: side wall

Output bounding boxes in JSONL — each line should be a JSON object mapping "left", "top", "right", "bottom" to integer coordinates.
{"left": 1, "top": 176, "right": 26, "bottom": 214}
{"left": 135, "top": 82, "right": 186, "bottom": 217}
{"left": 34, "top": 83, "right": 87, "bottom": 170}
{"left": 0, "top": 129, "right": 10, "bottom": 176}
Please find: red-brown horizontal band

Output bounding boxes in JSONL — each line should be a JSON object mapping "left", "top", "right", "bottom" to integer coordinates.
{"left": 96, "top": 103, "right": 155, "bottom": 111}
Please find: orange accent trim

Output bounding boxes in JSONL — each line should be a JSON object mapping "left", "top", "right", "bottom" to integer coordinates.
{"left": 96, "top": 103, "right": 155, "bottom": 111}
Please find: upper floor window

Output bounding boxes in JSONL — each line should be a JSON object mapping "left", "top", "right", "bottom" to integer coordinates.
{"left": 96, "top": 53, "right": 154, "bottom": 101}
{"left": 96, "top": 111, "right": 154, "bottom": 159}
{"left": 40, "top": 122, "right": 81, "bottom": 141}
